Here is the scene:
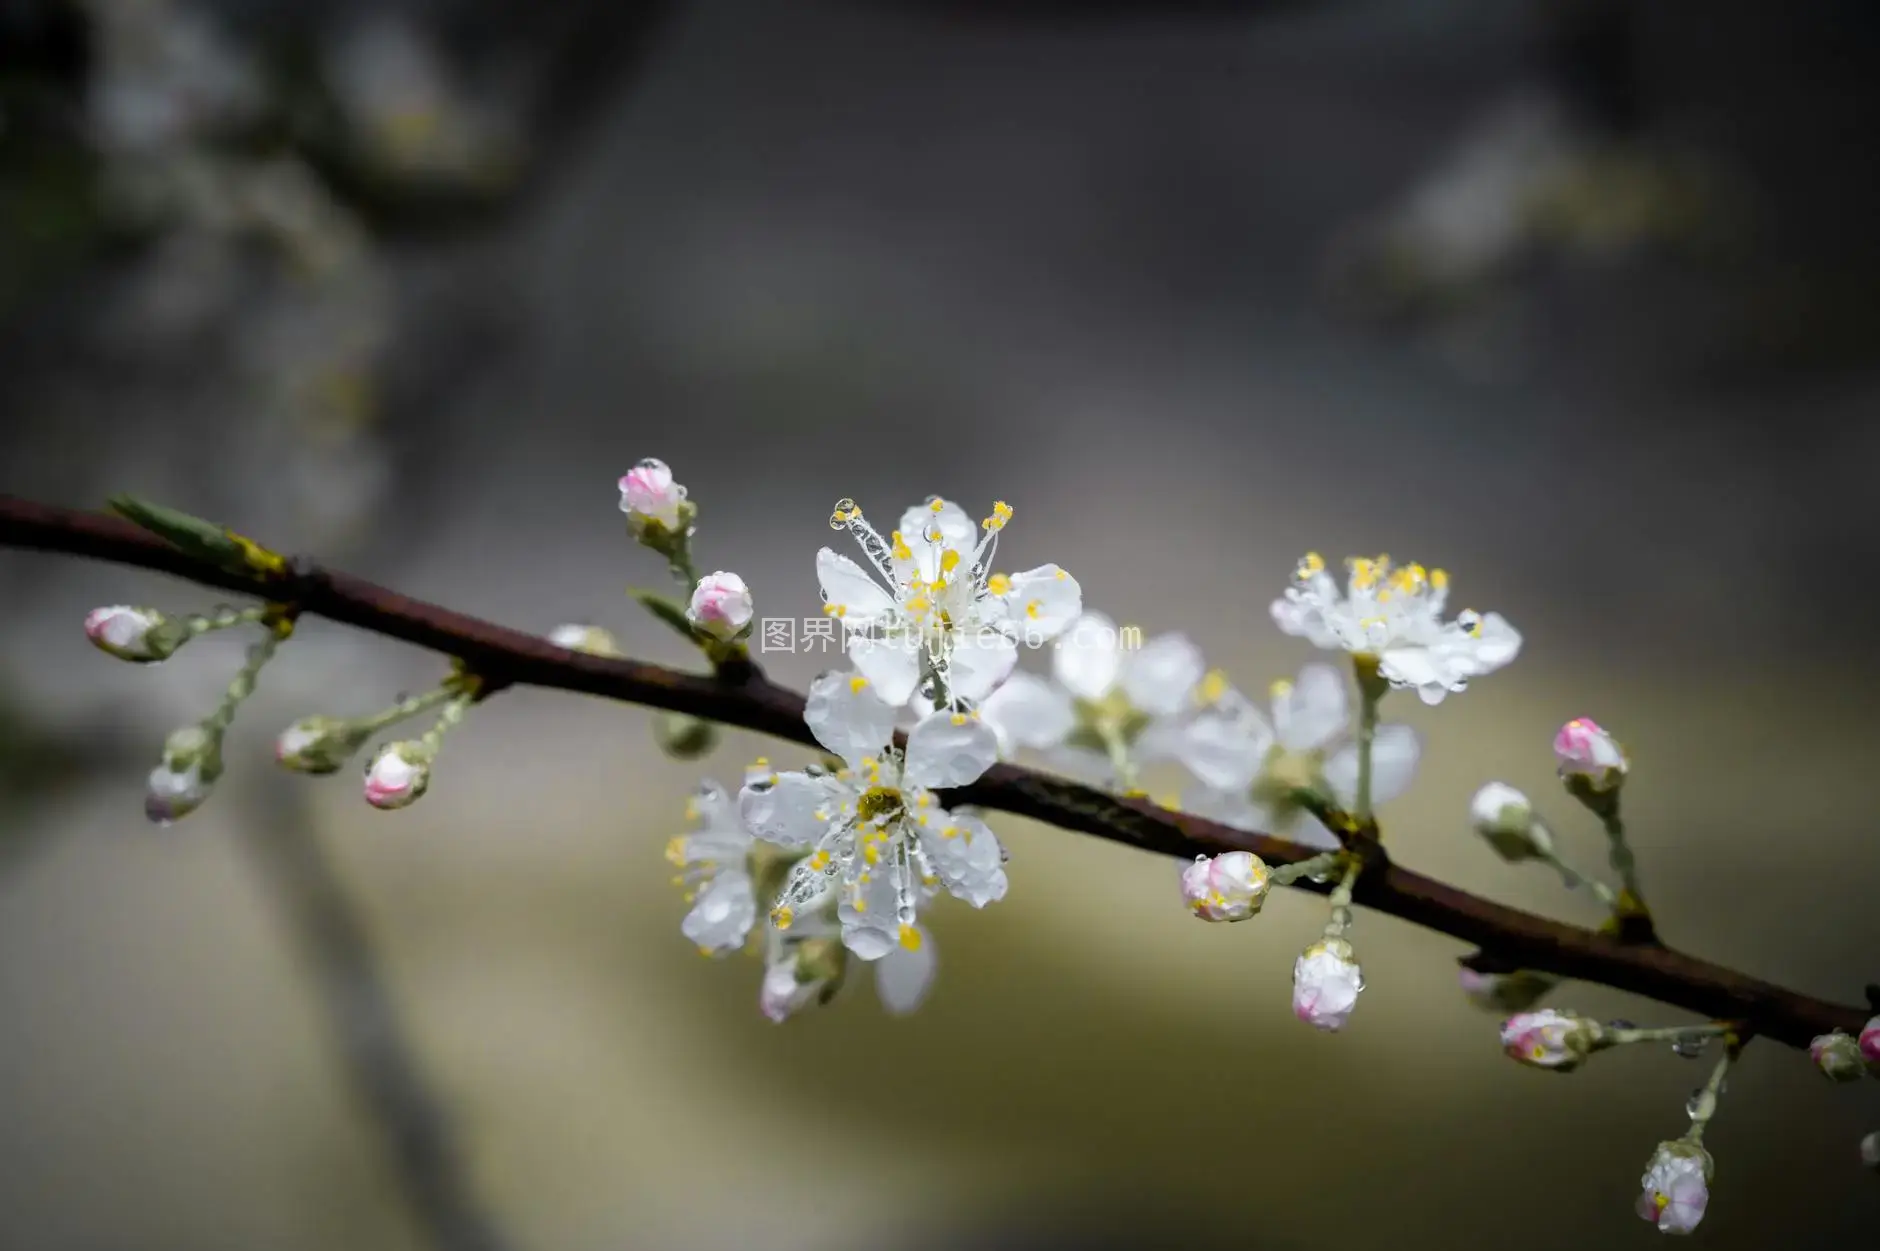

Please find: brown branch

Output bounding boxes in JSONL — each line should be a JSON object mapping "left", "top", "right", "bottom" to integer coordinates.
{"left": 0, "top": 493, "right": 1866, "bottom": 1049}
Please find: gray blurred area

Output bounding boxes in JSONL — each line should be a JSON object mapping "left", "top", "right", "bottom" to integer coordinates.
{"left": 3, "top": 0, "right": 1879, "bottom": 1249}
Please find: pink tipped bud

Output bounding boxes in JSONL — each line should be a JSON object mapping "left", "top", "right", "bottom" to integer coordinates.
{"left": 1636, "top": 1141, "right": 1712, "bottom": 1234}
{"left": 1292, "top": 938, "right": 1363, "bottom": 1032}
{"left": 1554, "top": 717, "right": 1627, "bottom": 792}
{"left": 85, "top": 605, "right": 172, "bottom": 662}
{"left": 1861, "top": 1015, "right": 1880, "bottom": 1069}
{"left": 618, "top": 457, "right": 687, "bottom": 531}
{"left": 144, "top": 724, "right": 219, "bottom": 825}
{"left": 363, "top": 742, "right": 430, "bottom": 810}
{"left": 1469, "top": 782, "right": 1551, "bottom": 861}
{"left": 1180, "top": 851, "right": 1271, "bottom": 922}
{"left": 687, "top": 571, "right": 753, "bottom": 640}
{"left": 1811, "top": 1031, "right": 1868, "bottom": 1082}
{"left": 1500, "top": 1008, "right": 1605, "bottom": 1072}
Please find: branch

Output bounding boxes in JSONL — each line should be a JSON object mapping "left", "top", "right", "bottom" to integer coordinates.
{"left": 0, "top": 493, "right": 1865, "bottom": 1048}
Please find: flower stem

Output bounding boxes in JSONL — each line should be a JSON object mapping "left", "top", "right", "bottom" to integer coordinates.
{"left": 1595, "top": 798, "right": 1653, "bottom": 929}
{"left": 1603, "top": 1022, "right": 1734, "bottom": 1048}
{"left": 416, "top": 691, "right": 476, "bottom": 759}
{"left": 1322, "top": 856, "right": 1363, "bottom": 940}
{"left": 1351, "top": 658, "right": 1388, "bottom": 822}
{"left": 183, "top": 603, "right": 271, "bottom": 641}
{"left": 1272, "top": 850, "right": 1343, "bottom": 887}
{"left": 201, "top": 623, "right": 290, "bottom": 739}
{"left": 356, "top": 684, "right": 462, "bottom": 736}
{"left": 1683, "top": 1034, "right": 1742, "bottom": 1148}
{"left": 1537, "top": 849, "right": 1622, "bottom": 909}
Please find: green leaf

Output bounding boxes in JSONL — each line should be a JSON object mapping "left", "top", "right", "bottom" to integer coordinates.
{"left": 630, "top": 588, "right": 701, "bottom": 644}
{"left": 106, "top": 496, "right": 245, "bottom": 567}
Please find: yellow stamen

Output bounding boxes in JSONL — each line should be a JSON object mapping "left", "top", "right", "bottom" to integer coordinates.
{"left": 987, "top": 573, "right": 1011, "bottom": 596}
{"left": 773, "top": 906, "right": 794, "bottom": 930}
{"left": 940, "top": 549, "right": 961, "bottom": 575}
{"left": 849, "top": 675, "right": 869, "bottom": 694}
{"left": 1025, "top": 599, "right": 1042, "bottom": 620}
{"left": 898, "top": 924, "right": 922, "bottom": 951}
{"left": 808, "top": 850, "right": 831, "bottom": 870}
{"left": 930, "top": 499, "right": 946, "bottom": 513}
{"left": 664, "top": 836, "right": 687, "bottom": 866}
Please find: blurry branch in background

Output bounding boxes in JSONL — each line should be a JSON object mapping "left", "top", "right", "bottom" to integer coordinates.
{"left": 0, "top": 492, "right": 1869, "bottom": 1050}
{"left": 238, "top": 768, "right": 516, "bottom": 1251}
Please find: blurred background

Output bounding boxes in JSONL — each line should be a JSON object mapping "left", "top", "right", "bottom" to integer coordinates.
{"left": 3, "top": 0, "right": 1879, "bottom": 1248}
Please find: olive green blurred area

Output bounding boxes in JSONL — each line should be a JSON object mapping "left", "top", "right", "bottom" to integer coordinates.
{"left": 4, "top": 1, "right": 1880, "bottom": 1250}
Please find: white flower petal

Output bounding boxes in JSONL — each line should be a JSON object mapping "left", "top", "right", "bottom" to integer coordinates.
{"left": 926, "top": 815, "right": 1008, "bottom": 907}
{"left": 1052, "top": 611, "right": 1122, "bottom": 700}
{"left": 1002, "top": 565, "right": 1082, "bottom": 643}
{"left": 902, "top": 711, "right": 1000, "bottom": 789}
{"left": 1174, "top": 710, "right": 1272, "bottom": 793}
{"left": 739, "top": 771, "right": 835, "bottom": 849}
{"left": 1323, "top": 724, "right": 1420, "bottom": 809}
{"left": 1120, "top": 633, "right": 1205, "bottom": 717}
{"left": 946, "top": 631, "right": 1018, "bottom": 704}
{"left": 899, "top": 499, "right": 976, "bottom": 555}
{"left": 873, "top": 929, "right": 937, "bottom": 1015}
{"left": 805, "top": 670, "right": 900, "bottom": 766}
{"left": 680, "top": 874, "right": 756, "bottom": 955}
{"left": 1273, "top": 662, "right": 1348, "bottom": 752}
{"left": 979, "top": 673, "right": 1076, "bottom": 754}
{"left": 848, "top": 636, "right": 922, "bottom": 708}
{"left": 816, "top": 548, "right": 895, "bottom": 626}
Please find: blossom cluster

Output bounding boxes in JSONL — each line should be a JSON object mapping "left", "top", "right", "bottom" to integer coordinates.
{"left": 74, "top": 465, "right": 1879, "bottom": 1234}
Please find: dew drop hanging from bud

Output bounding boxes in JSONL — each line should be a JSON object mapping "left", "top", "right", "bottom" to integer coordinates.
{"left": 1671, "top": 1032, "right": 1711, "bottom": 1059}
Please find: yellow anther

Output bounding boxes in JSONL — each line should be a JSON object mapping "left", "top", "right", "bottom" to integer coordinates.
{"left": 773, "top": 906, "right": 795, "bottom": 930}
{"left": 863, "top": 843, "right": 881, "bottom": 865}
{"left": 665, "top": 836, "right": 687, "bottom": 866}
{"left": 1376, "top": 589, "right": 1394, "bottom": 603}
{"left": 1431, "top": 568, "right": 1449, "bottom": 590}
{"left": 898, "top": 924, "right": 923, "bottom": 952}
{"left": 986, "top": 573, "right": 1011, "bottom": 596}
{"left": 682, "top": 891, "right": 696, "bottom": 904}
{"left": 1025, "top": 599, "right": 1042, "bottom": 620}
{"left": 849, "top": 675, "right": 869, "bottom": 693}
{"left": 906, "top": 595, "right": 931, "bottom": 615}
{"left": 940, "top": 549, "right": 961, "bottom": 575}
{"left": 1298, "top": 551, "right": 1325, "bottom": 577}
{"left": 754, "top": 757, "right": 769, "bottom": 766}
{"left": 891, "top": 531, "right": 912, "bottom": 561}
{"left": 829, "top": 498, "right": 858, "bottom": 529}
{"left": 852, "top": 895, "right": 868, "bottom": 913}
{"left": 824, "top": 603, "right": 846, "bottom": 617}
{"left": 1268, "top": 678, "right": 1293, "bottom": 701}
{"left": 856, "top": 785, "right": 904, "bottom": 822}
{"left": 923, "top": 522, "right": 944, "bottom": 543}
{"left": 669, "top": 875, "right": 685, "bottom": 887}
{"left": 1198, "top": 669, "right": 1229, "bottom": 705}
{"left": 941, "top": 825, "right": 961, "bottom": 839}
{"left": 950, "top": 713, "right": 969, "bottom": 726}
{"left": 915, "top": 792, "right": 933, "bottom": 807}
{"left": 921, "top": 873, "right": 939, "bottom": 888}
{"left": 812, "top": 809, "right": 830, "bottom": 822}
{"left": 930, "top": 498, "right": 946, "bottom": 513}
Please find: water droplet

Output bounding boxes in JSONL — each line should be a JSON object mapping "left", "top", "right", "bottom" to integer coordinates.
{"left": 1670, "top": 1032, "right": 1711, "bottom": 1059}
{"left": 1685, "top": 1088, "right": 1716, "bottom": 1122}
{"left": 999, "top": 845, "right": 1012, "bottom": 863}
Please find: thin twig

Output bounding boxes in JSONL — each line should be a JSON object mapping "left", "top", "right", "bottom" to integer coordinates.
{"left": 0, "top": 493, "right": 1867, "bottom": 1049}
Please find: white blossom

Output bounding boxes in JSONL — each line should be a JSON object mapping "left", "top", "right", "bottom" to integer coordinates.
{"left": 546, "top": 623, "right": 621, "bottom": 657}
{"left": 1861, "top": 1132, "right": 1880, "bottom": 1173}
{"left": 363, "top": 741, "right": 429, "bottom": 809}
{"left": 819, "top": 496, "right": 1080, "bottom": 709}
{"left": 667, "top": 781, "right": 758, "bottom": 957}
{"left": 1470, "top": 782, "right": 1553, "bottom": 861}
{"left": 1500, "top": 1008, "right": 1605, "bottom": 1071}
{"left": 1180, "top": 851, "right": 1271, "bottom": 922}
{"left": 979, "top": 612, "right": 1209, "bottom": 782}
{"left": 84, "top": 605, "right": 170, "bottom": 662}
{"left": 739, "top": 670, "right": 1005, "bottom": 960}
{"left": 687, "top": 572, "right": 754, "bottom": 640}
{"left": 1555, "top": 716, "right": 1627, "bottom": 792}
{"left": 1271, "top": 553, "right": 1520, "bottom": 704}
{"left": 1176, "top": 662, "right": 1420, "bottom": 849}
{"left": 1808, "top": 1032, "right": 1867, "bottom": 1083}
{"left": 1292, "top": 938, "right": 1363, "bottom": 1031}
{"left": 1637, "top": 1141, "right": 1712, "bottom": 1235}
{"left": 618, "top": 457, "right": 688, "bottom": 532}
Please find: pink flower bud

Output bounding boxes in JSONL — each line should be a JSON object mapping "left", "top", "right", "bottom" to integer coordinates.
{"left": 144, "top": 725, "right": 219, "bottom": 825}
{"left": 687, "top": 571, "right": 753, "bottom": 639}
{"left": 1809, "top": 1031, "right": 1867, "bottom": 1083}
{"left": 1500, "top": 1008, "right": 1605, "bottom": 1071}
{"left": 85, "top": 605, "right": 170, "bottom": 662}
{"left": 618, "top": 457, "right": 687, "bottom": 530}
{"left": 1554, "top": 717, "right": 1627, "bottom": 791}
{"left": 1861, "top": 1015, "right": 1880, "bottom": 1067}
{"left": 1636, "top": 1141, "right": 1712, "bottom": 1234}
{"left": 1292, "top": 938, "right": 1363, "bottom": 1031}
{"left": 1180, "top": 851, "right": 1271, "bottom": 922}
{"left": 364, "top": 742, "right": 430, "bottom": 810}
